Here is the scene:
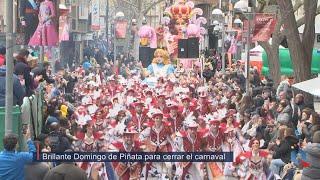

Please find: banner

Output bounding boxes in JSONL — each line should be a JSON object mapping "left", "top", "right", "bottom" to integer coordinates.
{"left": 79, "top": 0, "right": 89, "bottom": 20}
{"left": 91, "top": 0, "right": 100, "bottom": 30}
{"left": 252, "top": 14, "right": 277, "bottom": 42}
{"left": 115, "top": 20, "right": 127, "bottom": 39}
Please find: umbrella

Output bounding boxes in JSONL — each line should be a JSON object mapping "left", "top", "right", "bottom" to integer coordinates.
{"left": 292, "top": 77, "right": 320, "bottom": 97}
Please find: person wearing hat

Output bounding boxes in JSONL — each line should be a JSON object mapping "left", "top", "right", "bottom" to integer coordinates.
{"left": 220, "top": 109, "right": 244, "bottom": 177}
{"left": 141, "top": 109, "right": 173, "bottom": 179}
{"left": 196, "top": 95, "right": 211, "bottom": 117}
{"left": 128, "top": 101, "right": 149, "bottom": 133}
{"left": 175, "top": 116, "right": 206, "bottom": 180}
{"left": 181, "top": 95, "right": 197, "bottom": 118}
{"left": 166, "top": 101, "right": 184, "bottom": 135}
{"left": 109, "top": 127, "right": 143, "bottom": 180}
{"left": 153, "top": 92, "right": 169, "bottom": 114}
{"left": 204, "top": 116, "right": 224, "bottom": 179}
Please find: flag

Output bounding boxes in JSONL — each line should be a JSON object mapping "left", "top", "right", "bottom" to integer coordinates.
{"left": 252, "top": 14, "right": 277, "bottom": 42}
{"left": 115, "top": 20, "right": 128, "bottom": 39}
{"left": 91, "top": 0, "right": 100, "bottom": 31}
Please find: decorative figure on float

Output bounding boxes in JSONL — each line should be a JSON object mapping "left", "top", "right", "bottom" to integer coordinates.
{"left": 20, "top": 0, "right": 40, "bottom": 44}
{"left": 162, "top": 0, "right": 206, "bottom": 67}
{"left": 138, "top": 19, "right": 157, "bottom": 67}
{"left": 145, "top": 48, "right": 175, "bottom": 79}
{"left": 28, "top": 0, "right": 58, "bottom": 46}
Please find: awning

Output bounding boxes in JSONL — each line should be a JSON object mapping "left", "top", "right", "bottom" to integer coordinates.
{"left": 292, "top": 78, "right": 320, "bottom": 97}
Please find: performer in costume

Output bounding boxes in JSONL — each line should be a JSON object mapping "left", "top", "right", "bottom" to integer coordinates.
{"left": 175, "top": 115, "right": 207, "bottom": 180}
{"left": 145, "top": 49, "right": 175, "bottom": 79}
{"left": 140, "top": 109, "right": 173, "bottom": 178}
{"left": 129, "top": 101, "right": 150, "bottom": 133}
{"left": 20, "top": 0, "right": 39, "bottom": 44}
{"left": 166, "top": 100, "right": 184, "bottom": 137}
{"left": 204, "top": 115, "right": 224, "bottom": 179}
{"left": 109, "top": 127, "right": 144, "bottom": 180}
{"left": 221, "top": 109, "right": 245, "bottom": 177}
{"left": 28, "top": 0, "right": 58, "bottom": 46}
{"left": 234, "top": 138, "right": 269, "bottom": 180}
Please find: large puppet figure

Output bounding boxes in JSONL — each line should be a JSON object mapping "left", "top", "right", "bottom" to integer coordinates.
{"left": 20, "top": 0, "right": 40, "bottom": 44}
{"left": 162, "top": 0, "right": 206, "bottom": 67}
{"left": 145, "top": 48, "right": 175, "bottom": 79}
{"left": 28, "top": 0, "right": 58, "bottom": 46}
{"left": 138, "top": 19, "right": 157, "bottom": 67}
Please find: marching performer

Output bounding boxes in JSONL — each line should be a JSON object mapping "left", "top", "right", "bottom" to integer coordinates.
{"left": 129, "top": 100, "right": 150, "bottom": 133}
{"left": 166, "top": 100, "right": 184, "bottom": 137}
{"left": 140, "top": 109, "right": 173, "bottom": 179}
{"left": 204, "top": 115, "right": 224, "bottom": 179}
{"left": 109, "top": 127, "right": 144, "bottom": 180}
{"left": 175, "top": 114, "right": 207, "bottom": 180}
{"left": 221, "top": 109, "right": 245, "bottom": 177}
{"left": 234, "top": 138, "right": 269, "bottom": 180}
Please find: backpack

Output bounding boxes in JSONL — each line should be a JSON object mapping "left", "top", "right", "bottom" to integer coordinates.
{"left": 48, "top": 132, "right": 63, "bottom": 152}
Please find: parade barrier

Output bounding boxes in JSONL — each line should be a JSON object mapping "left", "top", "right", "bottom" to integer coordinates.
{"left": 0, "top": 106, "right": 23, "bottom": 150}
{"left": 0, "top": 89, "right": 43, "bottom": 151}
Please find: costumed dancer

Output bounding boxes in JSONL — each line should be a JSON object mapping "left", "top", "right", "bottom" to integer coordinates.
{"left": 175, "top": 114, "right": 207, "bottom": 180}
{"left": 221, "top": 109, "right": 245, "bottom": 177}
{"left": 234, "top": 138, "right": 269, "bottom": 180}
{"left": 204, "top": 115, "right": 224, "bottom": 179}
{"left": 165, "top": 100, "right": 184, "bottom": 140}
{"left": 128, "top": 100, "right": 150, "bottom": 133}
{"left": 109, "top": 127, "right": 144, "bottom": 180}
{"left": 140, "top": 109, "right": 174, "bottom": 179}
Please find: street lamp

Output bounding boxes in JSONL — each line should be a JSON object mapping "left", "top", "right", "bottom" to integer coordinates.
{"left": 115, "top": 11, "right": 125, "bottom": 18}
{"left": 234, "top": 0, "right": 249, "bottom": 12}
{"left": 234, "top": 1, "right": 252, "bottom": 95}
{"left": 212, "top": 8, "right": 226, "bottom": 73}
{"left": 233, "top": 18, "right": 243, "bottom": 25}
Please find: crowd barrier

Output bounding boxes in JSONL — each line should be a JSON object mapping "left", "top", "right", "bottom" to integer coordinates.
{"left": 0, "top": 89, "right": 44, "bottom": 151}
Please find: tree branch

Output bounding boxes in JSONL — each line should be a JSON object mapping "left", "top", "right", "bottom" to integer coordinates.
{"left": 296, "top": 5, "right": 320, "bottom": 27}
{"left": 119, "top": 0, "right": 138, "bottom": 9}
{"left": 293, "top": 0, "right": 303, "bottom": 12}
{"left": 142, "top": 0, "right": 165, "bottom": 15}
{"left": 302, "top": 0, "right": 317, "bottom": 55}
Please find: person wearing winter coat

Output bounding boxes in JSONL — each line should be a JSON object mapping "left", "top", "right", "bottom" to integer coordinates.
{"left": 270, "top": 127, "right": 299, "bottom": 176}
{"left": 14, "top": 49, "right": 33, "bottom": 96}
{"left": 276, "top": 100, "right": 293, "bottom": 127}
{"left": 0, "top": 66, "right": 26, "bottom": 106}
{"left": 43, "top": 150, "right": 87, "bottom": 180}
{"left": 301, "top": 131, "right": 320, "bottom": 179}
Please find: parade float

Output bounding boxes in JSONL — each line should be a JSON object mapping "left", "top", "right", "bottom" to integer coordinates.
{"left": 162, "top": 0, "right": 207, "bottom": 68}
{"left": 139, "top": 0, "right": 207, "bottom": 75}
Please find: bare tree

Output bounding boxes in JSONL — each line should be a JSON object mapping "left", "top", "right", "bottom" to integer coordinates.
{"left": 254, "top": 0, "right": 320, "bottom": 87}
{"left": 118, "top": 0, "right": 166, "bottom": 60}
{"left": 276, "top": 0, "right": 319, "bottom": 103}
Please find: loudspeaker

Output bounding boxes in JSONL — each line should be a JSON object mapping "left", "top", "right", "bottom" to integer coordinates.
{"left": 178, "top": 39, "right": 188, "bottom": 58}
{"left": 317, "top": 34, "right": 320, "bottom": 42}
{"left": 187, "top": 37, "right": 199, "bottom": 58}
{"left": 139, "top": 47, "right": 152, "bottom": 68}
{"left": 178, "top": 38, "right": 200, "bottom": 58}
